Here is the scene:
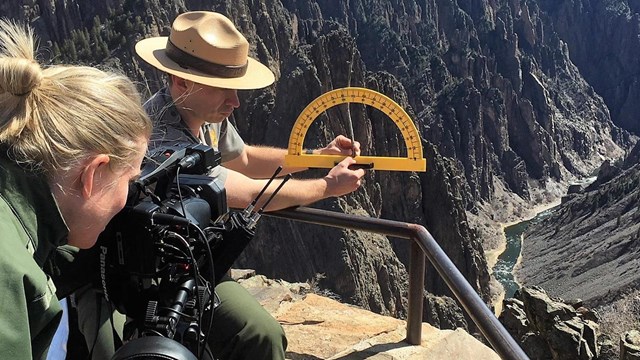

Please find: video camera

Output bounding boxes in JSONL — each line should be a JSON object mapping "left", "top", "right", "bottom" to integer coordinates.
{"left": 89, "top": 143, "right": 273, "bottom": 360}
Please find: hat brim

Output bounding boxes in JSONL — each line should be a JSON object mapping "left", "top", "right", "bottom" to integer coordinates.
{"left": 135, "top": 37, "right": 275, "bottom": 90}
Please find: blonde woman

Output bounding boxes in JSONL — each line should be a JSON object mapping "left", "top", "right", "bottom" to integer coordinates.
{"left": 0, "top": 19, "right": 151, "bottom": 359}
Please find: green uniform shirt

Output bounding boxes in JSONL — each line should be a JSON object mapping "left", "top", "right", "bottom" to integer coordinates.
{"left": 0, "top": 152, "right": 68, "bottom": 359}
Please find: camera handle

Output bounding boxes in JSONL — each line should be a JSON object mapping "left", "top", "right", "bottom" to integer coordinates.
{"left": 143, "top": 278, "right": 195, "bottom": 338}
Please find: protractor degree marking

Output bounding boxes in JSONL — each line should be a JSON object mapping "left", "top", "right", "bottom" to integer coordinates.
{"left": 292, "top": 88, "right": 420, "bottom": 148}
{"left": 286, "top": 87, "right": 426, "bottom": 172}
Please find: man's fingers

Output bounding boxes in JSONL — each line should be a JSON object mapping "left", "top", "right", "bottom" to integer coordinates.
{"left": 337, "top": 136, "right": 361, "bottom": 156}
{"left": 336, "top": 135, "right": 353, "bottom": 148}
{"left": 338, "top": 156, "right": 356, "bottom": 166}
{"left": 351, "top": 140, "right": 361, "bottom": 156}
{"left": 326, "top": 156, "right": 367, "bottom": 196}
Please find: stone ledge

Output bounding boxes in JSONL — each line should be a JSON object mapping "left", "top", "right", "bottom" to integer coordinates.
{"left": 236, "top": 272, "right": 500, "bottom": 359}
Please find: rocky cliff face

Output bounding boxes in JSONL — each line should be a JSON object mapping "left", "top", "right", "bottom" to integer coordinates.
{"left": 517, "top": 157, "right": 640, "bottom": 306}
{"left": 500, "top": 286, "right": 607, "bottom": 360}
{"left": 511, "top": 0, "right": 640, "bottom": 318}
{"left": 536, "top": 0, "right": 640, "bottom": 134}
{"left": 2, "top": 0, "right": 632, "bottom": 325}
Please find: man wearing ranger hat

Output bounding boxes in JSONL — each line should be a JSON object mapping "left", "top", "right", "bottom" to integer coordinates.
{"left": 136, "top": 11, "right": 365, "bottom": 211}
{"left": 74, "top": 11, "right": 366, "bottom": 360}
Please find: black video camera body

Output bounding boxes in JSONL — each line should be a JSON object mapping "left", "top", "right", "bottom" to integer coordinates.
{"left": 95, "top": 143, "right": 234, "bottom": 359}
{"left": 54, "top": 143, "right": 264, "bottom": 359}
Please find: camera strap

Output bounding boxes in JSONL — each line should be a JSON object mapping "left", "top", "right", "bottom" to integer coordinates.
{"left": 83, "top": 292, "right": 123, "bottom": 359}
{"left": 108, "top": 304, "right": 124, "bottom": 351}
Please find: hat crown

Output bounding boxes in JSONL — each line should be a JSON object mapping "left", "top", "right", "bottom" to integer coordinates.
{"left": 169, "top": 11, "right": 249, "bottom": 67}
{"left": 134, "top": 11, "right": 274, "bottom": 89}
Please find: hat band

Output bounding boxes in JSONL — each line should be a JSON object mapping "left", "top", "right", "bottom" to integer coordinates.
{"left": 165, "top": 40, "right": 248, "bottom": 78}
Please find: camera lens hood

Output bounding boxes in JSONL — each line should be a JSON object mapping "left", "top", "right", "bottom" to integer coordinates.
{"left": 111, "top": 336, "right": 198, "bottom": 360}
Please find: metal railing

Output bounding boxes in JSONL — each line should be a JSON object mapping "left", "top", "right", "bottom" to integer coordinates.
{"left": 268, "top": 206, "right": 529, "bottom": 360}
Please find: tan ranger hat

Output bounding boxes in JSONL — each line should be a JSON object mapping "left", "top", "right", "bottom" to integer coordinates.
{"left": 135, "top": 11, "right": 275, "bottom": 90}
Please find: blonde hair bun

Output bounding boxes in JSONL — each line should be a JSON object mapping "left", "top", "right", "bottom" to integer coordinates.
{"left": 0, "top": 57, "right": 43, "bottom": 96}
{"left": 0, "top": 18, "right": 152, "bottom": 176}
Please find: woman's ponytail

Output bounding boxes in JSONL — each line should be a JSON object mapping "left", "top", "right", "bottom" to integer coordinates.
{"left": 0, "top": 20, "right": 44, "bottom": 143}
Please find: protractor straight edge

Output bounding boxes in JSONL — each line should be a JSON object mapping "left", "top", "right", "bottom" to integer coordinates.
{"left": 285, "top": 87, "right": 427, "bottom": 172}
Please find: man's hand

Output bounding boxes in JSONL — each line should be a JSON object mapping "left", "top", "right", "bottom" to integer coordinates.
{"left": 319, "top": 135, "right": 361, "bottom": 157}
{"left": 323, "top": 156, "right": 367, "bottom": 197}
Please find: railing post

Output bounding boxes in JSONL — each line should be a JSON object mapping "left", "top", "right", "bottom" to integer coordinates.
{"left": 406, "top": 240, "right": 425, "bottom": 345}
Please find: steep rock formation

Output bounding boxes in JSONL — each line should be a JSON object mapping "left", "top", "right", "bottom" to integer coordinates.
{"left": 517, "top": 161, "right": 640, "bottom": 305}
{"left": 499, "top": 286, "right": 603, "bottom": 360}
{"left": 536, "top": 0, "right": 640, "bottom": 133}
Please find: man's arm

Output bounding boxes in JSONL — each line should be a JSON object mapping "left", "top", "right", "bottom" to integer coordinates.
{"left": 224, "top": 135, "right": 361, "bottom": 179}
{"left": 224, "top": 156, "right": 365, "bottom": 211}
{"left": 224, "top": 145, "right": 295, "bottom": 179}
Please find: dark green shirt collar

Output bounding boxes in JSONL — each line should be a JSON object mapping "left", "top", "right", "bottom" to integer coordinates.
{"left": 0, "top": 152, "right": 68, "bottom": 266}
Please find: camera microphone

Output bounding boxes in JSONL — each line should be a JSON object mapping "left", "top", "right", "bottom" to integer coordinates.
{"left": 208, "top": 167, "right": 290, "bottom": 283}
{"left": 242, "top": 166, "right": 283, "bottom": 219}
{"left": 247, "top": 174, "right": 292, "bottom": 229}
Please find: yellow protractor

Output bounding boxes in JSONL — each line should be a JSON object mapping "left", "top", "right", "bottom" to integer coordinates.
{"left": 284, "top": 87, "right": 427, "bottom": 172}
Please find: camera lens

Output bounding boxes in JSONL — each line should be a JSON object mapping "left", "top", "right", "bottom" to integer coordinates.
{"left": 111, "top": 336, "right": 197, "bottom": 360}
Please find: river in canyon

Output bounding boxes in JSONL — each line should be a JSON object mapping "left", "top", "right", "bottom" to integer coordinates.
{"left": 492, "top": 207, "right": 558, "bottom": 299}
